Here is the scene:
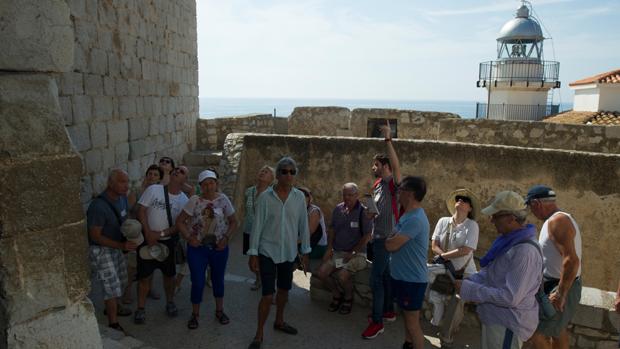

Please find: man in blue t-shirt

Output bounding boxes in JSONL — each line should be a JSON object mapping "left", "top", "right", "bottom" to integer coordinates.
{"left": 386, "top": 176, "right": 430, "bottom": 349}
{"left": 87, "top": 169, "right": 137, "bottom": 334}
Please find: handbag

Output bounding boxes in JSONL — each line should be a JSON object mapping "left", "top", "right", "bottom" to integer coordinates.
{"left": 430, "top": 273, "right": 456, "bottom": 295}
{"left": 517, "top": 239, "right": 557, "bottom": 321}
{"left": 164, "top": 186, "right": 185, "bottom": 264}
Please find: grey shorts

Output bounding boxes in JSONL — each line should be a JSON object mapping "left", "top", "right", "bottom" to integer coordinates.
{"left": 537, "top": 277, "right": 582, "bottom": 337}
{"left": 89, "top": 245, "right": 128, "bottom": 300}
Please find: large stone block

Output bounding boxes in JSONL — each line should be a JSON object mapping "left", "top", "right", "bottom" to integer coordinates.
{"left": 107, "top": 120, "right": 129, "bottom": 145}
{"left": 0, "top": 0, "right": 74, "bottom": 72}
{"left": 84, "top": 74, "right": 104, "bottom": 96}
{"left": 72, "top": 94, "right": 93, "bottom": 123}
{"left": 6, "top": 300, "right": 102, "bottom": 349}
{"left": 93, "top": 96, "right": 114, "bottom": 121}
{"left": 0, "top": 74, "right": 74, "bottom": 158}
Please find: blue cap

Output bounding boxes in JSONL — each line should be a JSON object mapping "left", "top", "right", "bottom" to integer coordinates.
{"left": 525, "top": 185, "right": 556, "bottom": 204}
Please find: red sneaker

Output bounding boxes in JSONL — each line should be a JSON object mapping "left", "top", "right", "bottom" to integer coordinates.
{"left": 383, "top": 311, "right": 397, "bottom": 322}
{"left": 361, "top": 322, "right": 385, "bottom": 339}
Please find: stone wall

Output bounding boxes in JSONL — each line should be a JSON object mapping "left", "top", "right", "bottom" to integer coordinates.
{"left": 288, "top": 107, "right": 620, "bottom": 154}
{"left": 57, "top": 0, "right": 199, "bottom": 208}
{"left": 0, "top": 1, "right": 103, "bottom": 347}
{"left": 221, "top": 133, "right": 620, "bottom": 292}
{"left": 196, "top": 115, "right": 287, "bottom": 150}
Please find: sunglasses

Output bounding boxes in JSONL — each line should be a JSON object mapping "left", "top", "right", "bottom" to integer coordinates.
{"left": 279, "top": 169, "right": 297, "bottom": 176}
{"left": 174, "top": 167, "right": 187, "bottom": 175}
{"left": 159, "top": 158, "right": 172, "bottom": 164}
{"left": 455, "top": 195, "right": 472, "bottom": 204}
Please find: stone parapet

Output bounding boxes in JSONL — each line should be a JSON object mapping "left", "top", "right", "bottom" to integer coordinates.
{"left": 196, "top": 114, "right": 286, "bottom": 150}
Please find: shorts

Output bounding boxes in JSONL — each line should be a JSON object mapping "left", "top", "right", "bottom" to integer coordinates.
{"left": 258, "top": 254, "right": 294, "bottom": 296}
{"left": 243, "top": 233, "right": 250, "bottom": 255}
{"left": 89, "top": 245, "right": 128, "bottom": 300}
{"left": 324, "top": 251, "right": 368, "bottom": 273}
{"left": 136, "top": 239, "right": 177, "bottom": 280}
{"left": 537, "top": 277, "right": 582, "bottom": 337}
{"left": 392, "top": 278, "right": 427, "bottom": 311}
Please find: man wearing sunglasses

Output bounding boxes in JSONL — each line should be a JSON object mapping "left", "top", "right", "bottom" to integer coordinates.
{"left": 134, "top": 166, "right": 189, "bottom": 324}
{"left": 456, "top": 191, "right": 543, "bottom": 349}
{"left": 526, "top": 185, "right": 582, "bottom": 349}
{"left": 247, "top": 157, "right": 311, "bottom": 349}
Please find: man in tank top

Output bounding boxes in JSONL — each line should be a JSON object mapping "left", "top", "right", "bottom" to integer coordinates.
{"left": 526, "top": 185, "right": 582, "bottom": 349}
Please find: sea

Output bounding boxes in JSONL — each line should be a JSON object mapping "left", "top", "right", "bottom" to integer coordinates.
{"left": 199, "top": 98, "right": 573, "bottom": 119}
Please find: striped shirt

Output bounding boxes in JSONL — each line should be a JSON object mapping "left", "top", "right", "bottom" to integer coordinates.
{"left": 372, "top": 176, "right": 396, "bottom": 239}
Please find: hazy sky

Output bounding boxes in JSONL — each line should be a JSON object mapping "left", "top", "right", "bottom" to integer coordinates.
{"left": 197, "top": 0, "right": 619, "bottom": 102}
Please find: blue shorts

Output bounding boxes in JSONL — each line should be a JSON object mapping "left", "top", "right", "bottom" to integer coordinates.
{"left": 391, "top": 278, "right": 427, "bottom": 311}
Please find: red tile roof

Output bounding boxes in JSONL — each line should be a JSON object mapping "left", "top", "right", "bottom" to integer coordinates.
{"left": 569, "top": 69, "right": 620, "bottom": 86}
{"left": 544, "top": 111, "right": 620, "bottom": 126}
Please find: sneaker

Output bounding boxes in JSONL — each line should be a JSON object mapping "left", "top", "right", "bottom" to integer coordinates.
{"left": 361, "top": 322, "right": 384, "bottom": 339}
{"left": 166, "top": 302, "right": 178, "bottom": 317}
{"left": 134, "top": 308, "right": 146, "bottom": 324}
{"left": 383, "top": 311, "right": 397, "bottom": 322}
{"left": 108, "top": 322, "right": 129, "bottom": 336}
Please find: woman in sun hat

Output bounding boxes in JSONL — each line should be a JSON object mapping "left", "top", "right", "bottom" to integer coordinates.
{"left": 427, "top": 188, "right": 480, "bottom": 347}
{"left": 176, "top": 169, "right": 238, "bottom": 329}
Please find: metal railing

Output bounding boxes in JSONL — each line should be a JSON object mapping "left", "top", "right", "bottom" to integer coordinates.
{"left": 475, "top": 103, "right": 560, "bottom": 121}
{"left": 478, "top": 60, "right": 560, "bottom": 85}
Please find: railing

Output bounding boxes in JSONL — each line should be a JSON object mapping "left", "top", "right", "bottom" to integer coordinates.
{"left": 478, "top": 60, "right": 560, "bottom": 86}
{"left": 475, "top": 103, "right": 560, "bottom": 121}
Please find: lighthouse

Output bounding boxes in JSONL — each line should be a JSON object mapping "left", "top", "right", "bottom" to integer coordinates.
{"left": 476, "top": 1, "right": 560, "bottom": 121}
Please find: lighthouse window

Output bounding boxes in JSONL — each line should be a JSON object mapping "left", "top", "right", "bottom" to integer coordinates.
{"left": 511, "top": 44, "right": 526, "bottom": 57}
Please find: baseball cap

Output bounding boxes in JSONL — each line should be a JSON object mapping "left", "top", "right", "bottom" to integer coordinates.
{"left": 481, "top": 191, "right": 527, "bottom": 216}
{"left": 525, "top": 185, "right": 556, "bottom": 204}
{"left": 198, "top": 169, "right": 217, "bottom": 183}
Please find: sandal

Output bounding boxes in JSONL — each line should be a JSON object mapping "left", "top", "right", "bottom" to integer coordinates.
{"left": 215, "top": 310, "right": 230, "bottom": 325}
{"left": 248, "top": 339, "right": 262, "bottom": 349}
{"left": 104, "top": 306, "right": 132, "bottom": 317}
{"left": 187, "top": 313, "right": 199, "bottom": 329}
{"left": 273, "top": 322, "right": 298, "bottom": 335}
{"left": 108, "top": 322, "right": 129, "bottom": 336}
{"left": 328, "top": 296, "right": 343, "bottom": 312}
{"left": 339, "top": 298, "right": 353, "bottom": 315}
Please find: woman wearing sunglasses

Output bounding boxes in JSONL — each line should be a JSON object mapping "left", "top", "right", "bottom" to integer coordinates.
{"left": 428, "top": 189, "right": 480, "bottom": 348}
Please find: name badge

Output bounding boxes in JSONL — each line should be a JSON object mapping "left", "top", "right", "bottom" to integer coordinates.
{"left": 350, "top": 221, "right": 359, "bottom": 228}
{"left": 121, "top": 209, "right": 127, "bottom": 217}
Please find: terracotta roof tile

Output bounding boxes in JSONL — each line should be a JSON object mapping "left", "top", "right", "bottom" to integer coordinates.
{"left": 544, "top": 110, "right": 620, "bottom": 126}
{"left": 569, "top": 68, "right": 620, "bottom": 86}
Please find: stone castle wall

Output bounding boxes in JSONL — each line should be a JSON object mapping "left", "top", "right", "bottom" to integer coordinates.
{"left": 289, "top": 107, "right": 620, "bottom": 154}
{"left": 57, "top": 0, "right": 199, "bottom": 208}
{"left": 221, "top": 134, "right": 620, "bottom": 292}
{"left": 196, "top": 114, "right": 287, "bottom": 150}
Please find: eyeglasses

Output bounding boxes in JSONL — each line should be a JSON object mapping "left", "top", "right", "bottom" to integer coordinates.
{"left": 279, "top": 169, "right": 297, "bottom": 176}
{"left": 455, "top": 196, "right": 472, "bottom": 204}
{"left": 174, "top": 167, "right": 187, "bottom": 175}
{"left": 159, "top": 158, "right": 172, "bottom": 164}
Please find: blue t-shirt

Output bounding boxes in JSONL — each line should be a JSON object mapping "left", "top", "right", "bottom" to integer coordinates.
{"left": 86, "top": 192, "right": 129, "bottom": 245}
{"left": 390, "top": 208, "right": 430, "bottom": 283}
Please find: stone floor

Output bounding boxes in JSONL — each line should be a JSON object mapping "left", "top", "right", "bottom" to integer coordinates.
{"left": 91, "top": 236, "right": 481, "bottom": 349}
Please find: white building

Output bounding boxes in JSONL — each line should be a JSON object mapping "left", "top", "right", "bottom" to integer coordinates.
{"left": 569, "top": 69, "right": 620, "bottom": 112}
{"left": 476, "top": 1, "right": 560, "bottom": 121}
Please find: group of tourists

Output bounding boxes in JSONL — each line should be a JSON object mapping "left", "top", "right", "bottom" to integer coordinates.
{"left": 87, "top": 121, "right": 584, "bottom": 349}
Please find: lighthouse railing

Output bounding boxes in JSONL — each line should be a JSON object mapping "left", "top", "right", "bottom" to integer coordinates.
{"left": 475, "top": 103, "right": 560, "bottom": 121}
{"left": 478, "top": 60, "right": 560, "bottom": 84}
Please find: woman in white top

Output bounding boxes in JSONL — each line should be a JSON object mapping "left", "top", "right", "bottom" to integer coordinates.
{"left": 428, "top": 188, "right": 480, "bottom": 347}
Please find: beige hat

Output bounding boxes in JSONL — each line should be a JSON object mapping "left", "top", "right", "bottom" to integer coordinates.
{"left": 138, "top": 243, "right": 169, "bottom": 262}
{"left": 121, "top": 219, "right": 144, "bottom": 245}
{"left": 446, "top": 189, "right": 480, "bottom": 220}
{"left": 481, "top": 191, "right": 527, "bottom": 216}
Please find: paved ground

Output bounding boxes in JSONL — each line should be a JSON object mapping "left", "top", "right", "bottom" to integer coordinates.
{"left": 91, "top": 236, "right": 481, "bottom": 349}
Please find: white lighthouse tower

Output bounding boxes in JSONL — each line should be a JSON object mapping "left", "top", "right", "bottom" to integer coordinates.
{"left": 476, "top": 1, "right": 560, "bottom": 121}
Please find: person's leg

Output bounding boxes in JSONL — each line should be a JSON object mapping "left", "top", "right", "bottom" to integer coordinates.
{"left": 254, "top": 255, "right": 277, "bottom": 341}
{"left": 209, "top": 246, "right": 229, "bottom": 313}
{"left": 317, "top": 259, "right": 339, "bottom": 297}
{"left": 482, "top": 324, "right": 522, "bottom": 349}
{"left": 529, "top": 333, "right": 551, "bottom": 349}
{"left": 337, "top": 269, "right": 354, "bottom": 300}
{"left": 274, "top": 260, "right": 294, "bottom": 327}
{"left": 370, "top": 239, "right": 389, "bottom": 324}
{"left": 551, "top": 330, "right": 569, "bottom": 349}
{"left": 402, "top": 310, "right": 424, "bottom": 349}
{"left": 187, "top": 245, "right": 209, "bottom": 315}
{"left": 383, "top": 256, "right": 394, "bottom": 313}
{"left": 274, "top": 288, "right": 289, "bottom": 326}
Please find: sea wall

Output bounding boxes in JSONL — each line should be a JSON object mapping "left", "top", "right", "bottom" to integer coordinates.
{"left": 221, "top": 133, "right": 620, "bottom": 292}
{"left": 56, "top": 0, "right": 199, "bottom": 207}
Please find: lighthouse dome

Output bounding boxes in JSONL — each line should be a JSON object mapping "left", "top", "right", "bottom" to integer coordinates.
{"left": 497, "top": 5, "right": 543, "bottom": 43}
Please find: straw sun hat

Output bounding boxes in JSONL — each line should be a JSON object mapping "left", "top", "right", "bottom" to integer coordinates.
{"left": 445, "top": 188, "right": 480, "bottom": 220}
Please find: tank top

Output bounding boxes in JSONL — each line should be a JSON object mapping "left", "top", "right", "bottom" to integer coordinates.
{"left": 538, "top": 211, "right": 582, "bottom": 279}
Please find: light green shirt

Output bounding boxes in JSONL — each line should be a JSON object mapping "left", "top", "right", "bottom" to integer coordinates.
{"left": 248, "top": 186, "right": 311, "bottom": 263}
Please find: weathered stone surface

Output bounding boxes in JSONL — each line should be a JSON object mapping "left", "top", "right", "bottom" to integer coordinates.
{"left": 0, "top": 0, "right": 74, "bottom": 72}
{"left": 7, "top": 301, "right": 102, "bottom": 349}
{"left": 0, "top": 74, "right": 73, "bottom": 158}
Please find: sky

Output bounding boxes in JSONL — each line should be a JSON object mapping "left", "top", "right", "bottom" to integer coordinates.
{"left": 197, "top": 0, "right": 619, "bottom": 102}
